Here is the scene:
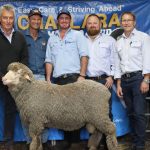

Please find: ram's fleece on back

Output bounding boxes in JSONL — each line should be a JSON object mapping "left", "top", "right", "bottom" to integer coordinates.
{"left": 2, "top": 62, "right": 118, "bottom": 150}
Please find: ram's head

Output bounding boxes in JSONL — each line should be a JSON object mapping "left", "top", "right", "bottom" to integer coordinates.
{"left": 2, "top": 62, "right": 34, "bottom": 87}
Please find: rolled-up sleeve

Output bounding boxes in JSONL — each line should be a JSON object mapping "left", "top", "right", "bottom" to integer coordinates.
{"left": 76, "top": 31, "right": 89, "bottom": 58}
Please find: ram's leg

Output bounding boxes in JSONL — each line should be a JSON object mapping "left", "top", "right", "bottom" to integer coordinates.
{"left": 88, "top": 131, "right": 102, "bottom": 150}
{"left": 95, "top": 117, "right": 118, "bottom": 150}
{"left": 86, "top": 124, "right": 102, "bottom": 150}
{"left": 29, "top": 123, "right": 44, "bottom": 150}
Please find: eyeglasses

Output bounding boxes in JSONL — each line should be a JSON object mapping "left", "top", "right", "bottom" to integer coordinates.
{"left": 121, "top": 19, "right": 134, "bottom": 23}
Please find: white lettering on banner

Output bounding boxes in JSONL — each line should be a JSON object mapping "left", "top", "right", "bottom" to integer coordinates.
{"left": 113, "top": 119, "right": 123, "bottom": 123}
{"left": 68, "top": 6, "right": 95, "bottom": 13}
{"left": 17, "top": 7, "right": 55, "bottom": 14}
{"left": 99, "top": 5, "right": 124, "bottom": 12}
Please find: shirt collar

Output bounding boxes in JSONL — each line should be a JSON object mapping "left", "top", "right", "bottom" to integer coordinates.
{"left": 25, "top": 29, "right": 42, "bottom": 38}
{"left": 56, "top": 28, "right": 71, "bottom": 36}
{"left": 85, "top": 32, "right": 102, "bottom": 40}
{"left": 122, "top": 28, "right": 136, "bottom": 38}
{"left": 0, "top": 27, "right": 14, "bottom": 36}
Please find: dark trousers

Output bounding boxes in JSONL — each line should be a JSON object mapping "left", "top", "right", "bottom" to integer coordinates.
{"left": 0, "top": 81, "right": 17, "bottom": 141}
{"left": 54, "top": 74, "right": 81, "bottom": 144}
{"left": 121, "top": 72, "right": 146, "bottom": 148}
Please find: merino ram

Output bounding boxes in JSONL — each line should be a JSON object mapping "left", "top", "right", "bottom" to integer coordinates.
{"left": 2, "top": 62, "right": 118, "bottom": 150}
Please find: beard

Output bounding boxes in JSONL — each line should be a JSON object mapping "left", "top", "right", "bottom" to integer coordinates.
{"left": 87, "top": 28, "right": 100, "bottom": 36}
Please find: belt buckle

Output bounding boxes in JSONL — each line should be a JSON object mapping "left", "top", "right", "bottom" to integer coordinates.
{"left": 97, "top": 76, "right": 101, "bottom": 80}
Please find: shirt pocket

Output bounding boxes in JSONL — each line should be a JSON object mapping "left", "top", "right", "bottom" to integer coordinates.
{"left": 65, "top": 39, "right": 77, "bottom": 51}
{"left": 98, "top": 42, "right": 110, "bottom": 58}
{"left": 130, "top": 40, "right": 142, "bottom": 56}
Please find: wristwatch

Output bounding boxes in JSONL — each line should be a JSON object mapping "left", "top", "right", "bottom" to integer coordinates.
{"left": 143, "top": 79, "right": 149, "bottom": 84}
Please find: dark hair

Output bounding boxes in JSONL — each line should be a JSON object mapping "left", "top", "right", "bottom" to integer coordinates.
{"left": 121, "top": 11, "right": 136, "bottom": 21}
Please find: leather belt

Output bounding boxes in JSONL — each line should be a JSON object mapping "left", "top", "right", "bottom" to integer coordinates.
{"left": 87, "top": 74, "right": 108, "bottom": 81}
{"left": 57, "top": 73, "right": 79, "bottom": 79}
{"left": 122, "top": 71, "right": 142, "bottom": 79}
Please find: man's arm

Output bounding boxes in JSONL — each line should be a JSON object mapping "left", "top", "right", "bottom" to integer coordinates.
{"left": 45, "top": 63, "right": 53, "bottom": 83}
{"left": 78, "top": 56, "right": 88, "bottom": 80}
{"left": 116, "top": 78, "right": 123, "bottom": 99}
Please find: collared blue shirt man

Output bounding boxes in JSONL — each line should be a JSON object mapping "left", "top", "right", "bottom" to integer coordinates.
{"left": 23, "top": 8, "right": 49, "bottom": 80}
{"left": 45, "top": 9, "right": 88, "bottom": 150}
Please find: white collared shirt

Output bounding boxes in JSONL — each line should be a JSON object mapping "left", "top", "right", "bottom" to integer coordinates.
{"left": 114, "top": 28, "right": 150, "bottom": 78}
{"left": 0, "top": 27, "right": 14, "bottom": 43}
{"left": 85, "top": 33, "right": 116, "bottom": 77}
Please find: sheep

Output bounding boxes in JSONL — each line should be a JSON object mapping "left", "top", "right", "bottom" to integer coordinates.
{"left": 2, "top": 62, "right": 118, "bottom": 150}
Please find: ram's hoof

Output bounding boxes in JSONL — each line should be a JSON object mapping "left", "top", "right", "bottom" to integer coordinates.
{"left": 89, "top": 146, "right": 97, "bottom": 150}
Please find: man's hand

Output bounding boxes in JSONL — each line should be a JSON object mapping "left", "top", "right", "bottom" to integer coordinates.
{"left": 77, "top": 76, "right": 85, "bottom": 81}
{"left": 140, "top": 81, "right": 149, "bottom": 93}
{"left": 116, "top": 79, "right": 123, "bottom": 99}
{"left": 105, "top": 76, "right": 113, "bottom": 89}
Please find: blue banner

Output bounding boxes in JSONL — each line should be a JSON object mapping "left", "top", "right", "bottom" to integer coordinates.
{"left": 0, "top": 0, "right": 150, "bottom": 35}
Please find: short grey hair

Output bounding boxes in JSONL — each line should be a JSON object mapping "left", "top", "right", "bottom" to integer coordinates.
{"left": 0, "top": 4, "right": 15, "bottom": 17}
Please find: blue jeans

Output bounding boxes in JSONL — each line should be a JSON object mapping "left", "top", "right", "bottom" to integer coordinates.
{"left": 121, "top": 72, "right": 146, "bottom": 148}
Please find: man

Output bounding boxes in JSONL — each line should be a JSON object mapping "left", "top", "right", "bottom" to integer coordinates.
{"left": 24, "top": 8, "right": 49, "bottom": 80}
{"left": 114, "top": 12, "right": 150, "bottom": 150}
{"left": 85, "top": 14, "right": 116, "bottom": 149}
{"left": 45, "top": 9, "right": 88, "bottom": 150}
{"left": 23, "top": 8, "right": 49, "bottom": 147}
{"left": 0, "top": 4, "right": 28, "bottom": 150}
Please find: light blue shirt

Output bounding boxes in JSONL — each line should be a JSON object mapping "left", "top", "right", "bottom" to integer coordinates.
{"left": 85, "top": 33, "right": 116, "bottom": 77}
{"left": 45, "top": 29, "right": 88, "bottom": 77}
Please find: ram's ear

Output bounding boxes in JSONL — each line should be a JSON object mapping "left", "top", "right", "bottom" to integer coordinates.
{"left": 24, "top": 74, "right": 31, "bottom": 81}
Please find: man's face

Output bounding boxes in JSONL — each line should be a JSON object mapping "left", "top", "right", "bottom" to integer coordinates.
{"left": 29, "top": 15, "right": 42, "bottom": 30}
{"left": 86, "top": 16, "right": 101, "bottom": 36}
{"left": 0, "top": 9, "right": 14, "bottom": 32}
{"left": 121, "top": 14, "right": 135, "bottom": 33}
{"left": 57, "top": 14, "right": 71, "bottom": 30}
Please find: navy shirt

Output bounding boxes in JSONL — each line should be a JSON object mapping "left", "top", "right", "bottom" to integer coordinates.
{"left": 23, "top": 30, "right": 49, "bottom": 75}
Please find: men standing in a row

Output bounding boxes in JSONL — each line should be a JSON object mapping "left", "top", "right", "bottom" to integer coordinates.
{"left": 85, "top": 14, "right": 116, "bottom": 150}
{"left": 45, "top": 9, "right": 88, "bottom": 150}
{"left": 0, "top": 4, "right": 28, "bottom": 150}
{"left": 114, "top": 12, "right": 150, "bottom": 150}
